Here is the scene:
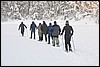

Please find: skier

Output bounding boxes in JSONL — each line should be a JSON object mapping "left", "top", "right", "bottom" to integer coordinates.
{"left": 41, "top": 21, "right": 48, "bottom": 42}
{"left": 61, "top": 21, "right": 74, "bottom": 52}
{"left": 47, "top": 23, "right": 53, "bottom": 44}
{"left": 37, "top": 23, "right": 42, "bottom": 41}
{"left": 52, "top": 21, "right": 61, "bottom": 47}
{"left": 18, "top": 22, "right": 27, "bottom": 36}
{"left": 30, "top": 21, "right": 37, "bottom": 39}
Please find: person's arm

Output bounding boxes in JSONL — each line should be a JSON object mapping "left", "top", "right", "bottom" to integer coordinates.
{"left": 61, "top": 26, "right": 65, "bottom": 35}
{"left": 35, "top": 24, "right": 37, "bottom": 29}
{"left": 59, "top": 25, "right": 61, "bottom": 35}
{"left": 71, "top": 26, "right": 74, "bottom": 36}
{"left": 51, "top": 25, "right": 54, "bottom": 32}
{"left": 24, "top": 24, "right": 27, "bottom": 29}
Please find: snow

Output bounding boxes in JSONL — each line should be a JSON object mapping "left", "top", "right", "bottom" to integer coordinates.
{"left": 1, "top": 18, "right": 99, "bottom": 66}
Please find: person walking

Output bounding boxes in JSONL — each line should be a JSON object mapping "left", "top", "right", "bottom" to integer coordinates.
{"left": 47, "top": 23, "right": 53, "bottom": 44}
{"left": 52, "top": 21, "right": 61, "bottom": 47}
{"left": 61, "top": 21, "right": 74, "bottom": 52}
{"left": 41, "top": 21, "right": 48, "bottom": 42}
{"left": 18, "top": 22, "right": 27, "bottom": 36}
{"left": 30, "top": 21, "right": 37, "bottom": 39}
{"left": 37, "top": 23, "right": 42, "bottom": 41}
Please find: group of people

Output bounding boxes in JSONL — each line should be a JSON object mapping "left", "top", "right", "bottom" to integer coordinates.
{"left": 18, "top": 20, "right": 74, "bottom": 52}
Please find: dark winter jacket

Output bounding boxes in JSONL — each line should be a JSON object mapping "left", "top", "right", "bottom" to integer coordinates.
{"left": 41, "top": 23, "right": 48, "bottom": 34}
{"left": 47, "top": 25, "right": 53, "bottom": 36}
{"left": 52, "top": 25, "right": 61, "bottom": 37}
{"left": 61, "top": 24, "right": 74, "bottom": 36}
{"left": 30, "top": 22, "right": 37, "bottom": 32}
{"left": 18, "top": 23, "right": 27, "bottom": 32}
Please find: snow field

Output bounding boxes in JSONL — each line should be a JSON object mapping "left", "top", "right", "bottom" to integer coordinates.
{"left": 1, "top": 19, "right": 99, "bottom": 66}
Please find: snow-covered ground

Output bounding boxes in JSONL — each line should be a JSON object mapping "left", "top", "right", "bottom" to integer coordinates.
{"left": 1, "top": 17, "right": 99, "bottom": 66}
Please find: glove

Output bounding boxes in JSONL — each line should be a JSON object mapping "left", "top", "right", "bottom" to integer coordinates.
{"left": 69, "top": 33, "right": 72, "bottom": 36}
{"left": 61, "top": 33, "right": 63, "bottom": 35}
{"left": 71, "top": 34, "right": 73, "bottom": 36}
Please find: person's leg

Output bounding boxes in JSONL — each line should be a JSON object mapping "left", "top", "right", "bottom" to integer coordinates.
{"left": 45, "top": 34, "right": 47, "bottom": 42}
{"left": 48, "top": 35, "right": 50, "bottom": 44}
{"left": 56, "top": 36, "right": 59, "bottom": 47}
{"left": 40, "top": 33, "right": 42, "bottom": 41}
{"left": 69, "top": 43, "right": 72, "bottom": 52}
{"left": 52, "top": 37, "right": 55, "bottom": 46}
{"left": 30, "top": 31, "right": 32, "bottom": 39}
{"left": 68, "top": 36, "right": 72, "bottom": 52}
{"left": 21, "top": 31, "right": 24, "bottom": 36}
{"left": 34, "top": 31, "right": 35, "bottom": 39}
{"left": 22, "top": 32, "right": 24, "bottom": 36}
{"left": 65, "top": 44, "right": 68, "bottom": 52}
{"left": 65, "top": 35, "right": 68, "bottom": 52}
{"left": 38, "top": 32, "right": 40, "bottom": 41}
{"left": 40, "top": 36, "right": 42, "bottom": 41}
{"left": 41, "top": 33, "right": 43, "bottom": 41}
{"left": 38, "top": 35, "right": 40, "bottom": 41}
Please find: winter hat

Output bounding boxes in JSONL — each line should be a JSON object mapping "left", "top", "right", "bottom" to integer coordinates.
{"left": 54, "top": 21, "right": 57, "bottom": 25}
{"left": 21, "top": 22, "right": 23, "bottom": 24}
{"left": 49, "top": 23, "right": 52, "bottom": 25}
{"left": 43, "top": 21, "right": 45, "bottom": 24}
{"left": 32, "top": 21, "right": 34, "bottom": 24}
{"left": 66, "top": 21, "right": 69, "bottom": 25}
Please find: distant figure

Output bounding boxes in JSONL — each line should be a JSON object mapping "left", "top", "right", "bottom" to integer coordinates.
{"left": 30, "top": 21, "right": 37, "bottom": 39}
{"left": 41, "top": 21, "right": 48, "bottom": 42}
{"left": 52, "top": 21, "right": 61, "bottom": 47}
{"left": 47, "top": 23, "right": 53, "bottom": 44}
{"left": 18, "top": 22, "right": 27, "bottom": 36}
{"left": 37, "top": 23, "right": 42, "bottom": 41}
{"left": 61, "top": 21, "right": 74, "bottom": 52}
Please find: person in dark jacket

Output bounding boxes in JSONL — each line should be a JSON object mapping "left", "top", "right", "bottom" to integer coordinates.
{"left": 18, "top": 22, "right": 27, "bottom": 36}
{"left": 61, "top": 21, "right": 74, "bottom": 52}
{"left": 41, "top": 21, "right": 48, "bottom": 42}
{"left": 52, "top": 21, "right": 61, "bottom": 46}
{"left": 37, "top": 23, "right": 42, "bottom": 41}
{"left": 47, "top": 23, "right": 53, "bottom": 44}
{"left": 30, "top": 21, "right": 37, "bottom": 39}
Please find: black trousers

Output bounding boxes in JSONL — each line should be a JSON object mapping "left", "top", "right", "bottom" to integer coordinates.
{"left": 31, "top": 31, "right": 35, "bottom": 39}
{"left": 39, "top": 36, "right": 42, "bottom": 41}
{"left": 64, "top": 35, "right": 72, "bottom": 51}
{"left": 48, "top": 35, "right": 53, "bottom": 44}
{"left": 41, "top": 33, "right": 47, "bottom": 42}
{"left": 21, "top": 31, "right": 24, "bottom": 36}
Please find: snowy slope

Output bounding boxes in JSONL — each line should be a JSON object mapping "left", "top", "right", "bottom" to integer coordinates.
{"left": 1, "top": 19, "right": 99, "bottom": 66}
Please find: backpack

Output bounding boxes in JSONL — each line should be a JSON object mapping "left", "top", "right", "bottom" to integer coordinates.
{"left": 52, "top": 25, "right": 60, "bottom": 36}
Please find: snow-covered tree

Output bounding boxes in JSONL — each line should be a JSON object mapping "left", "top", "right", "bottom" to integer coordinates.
{"left": 1, "top": 1, "right": 99, "bottom": 24}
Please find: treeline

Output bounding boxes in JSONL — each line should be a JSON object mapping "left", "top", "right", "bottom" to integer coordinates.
{"left": 1, "top": 1, "right": 99, "bottom": 23}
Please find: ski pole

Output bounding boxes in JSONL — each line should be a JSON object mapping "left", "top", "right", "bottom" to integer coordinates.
{"left": 26, "top": 28, "right": 28, "bottom": 36}
{"left": 18, "top": 28, "right": 20, "bottom": 36}
{"left": 18, "top": 30, "right": 20, "bottom": 36}
{"left": 72, "top": 36, "right": 75, "bottom": 52}
{"left": 61, "top": 35, "right": 64, "bottom": 51}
